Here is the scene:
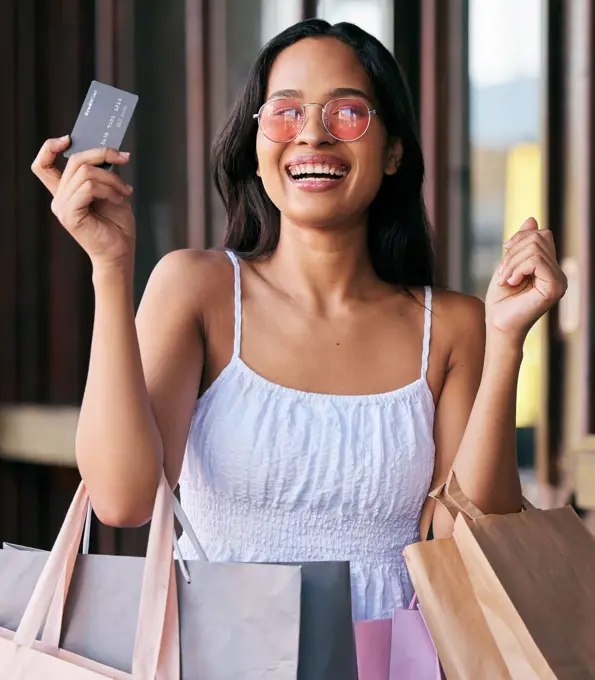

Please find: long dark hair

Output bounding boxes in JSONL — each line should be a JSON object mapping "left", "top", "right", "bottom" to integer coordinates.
{"left": 213, "top": 19, "right": 434, "bottom": 287}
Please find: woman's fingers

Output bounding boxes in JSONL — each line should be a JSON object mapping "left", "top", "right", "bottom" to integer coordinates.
{"left": 32, "top": 138, "right": 131, "bottom": 203}
{"left": 498, "top": 239, "right": 552, "bottom": 285}
{"left": 31, "top": 136, "right": 71, "bottom": 195}
{"left": 504, "top": 224, "right": 556, "bottom": 259}
{"left": 59, "top": 163, "right": 133, "bottom": 205}
{"left": 60, "top": 147, "right": 130, "bottom": 188}
{"left": 504, "top": 253, "right": 567, "bottom": 300}
{"left": 51, "top": 180, "right": 127, "bottom": 230}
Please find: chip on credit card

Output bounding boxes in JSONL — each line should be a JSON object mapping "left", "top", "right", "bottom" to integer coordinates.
{"left": 63, "top": 80, "right": 138, "bottom": 166}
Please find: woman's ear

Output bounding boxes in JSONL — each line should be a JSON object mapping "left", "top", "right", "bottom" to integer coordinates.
{"left": 256, "top": 164, "right": 261, "bottom": 177}
{"left": 384, "top": 138, "right": 403, "bottom": 176}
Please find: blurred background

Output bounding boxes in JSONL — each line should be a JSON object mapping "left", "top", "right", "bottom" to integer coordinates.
{"left": 1, "top": 0, "right": 594, "bottom": 554}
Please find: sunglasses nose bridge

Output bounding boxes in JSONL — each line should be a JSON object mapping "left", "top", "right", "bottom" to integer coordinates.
{"left": 298, "top": 102, "right": 333, "bottom": 141}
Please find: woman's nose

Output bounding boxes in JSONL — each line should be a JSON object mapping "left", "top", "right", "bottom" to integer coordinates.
{"left": 293, "top": 105, "right": 335, "bottom": 146}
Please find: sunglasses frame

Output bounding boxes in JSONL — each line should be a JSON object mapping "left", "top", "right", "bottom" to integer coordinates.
{"left": 253, "top": 97, "right": 378, "bottom": 143}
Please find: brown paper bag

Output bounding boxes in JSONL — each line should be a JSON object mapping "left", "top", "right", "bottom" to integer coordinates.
{"left": 404, "top": 520, "right": 512, "bottom": 678}
{"left": 454, "top": 502, "right": 595, "bottom": 678}
{"left": 407, "top": 471, "right": 595, "bottom": 680}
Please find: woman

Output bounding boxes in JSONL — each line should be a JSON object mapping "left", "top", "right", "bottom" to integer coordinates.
{"left": 32, "top": 20, "right": 566, "bottom": 620}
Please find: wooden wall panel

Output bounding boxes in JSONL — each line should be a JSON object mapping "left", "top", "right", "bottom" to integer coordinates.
{"left": 46, "top": 0, "right": 96, "bottom": 404}
{"left": 16, "top": 0, "right": 45, "bottom": 403}
{"left": 0, "top": 0, "right": 94, "bottom": 549}
{"left": 420, "top": 0, "right": 469, "bottom": 289}
{"left": 558, "top": 0, "right": 595, "bottom": 509}
{"left": 0, "top": 459, "right": 80, "bottom": 551}
{"left": 186, "top": 0, "right": 209, "bottom": 249}
{"left": 0, "top": 0, "right": 95, "bottom": 407}
{"left": 0, "top": 1, "right": 19, "bottom": 402}
{"left": 393, "top": 0, "right": 421, "bottom": 117}
{"left": 539, "top": 0, "right": 566, "bottom": 487}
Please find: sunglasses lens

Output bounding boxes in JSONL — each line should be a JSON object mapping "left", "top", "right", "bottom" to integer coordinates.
{"left": 324, "top": 98, "right": 370, "bottom": 141}
{"left": 259, "top": 99, "right": 304, "bottom": 142}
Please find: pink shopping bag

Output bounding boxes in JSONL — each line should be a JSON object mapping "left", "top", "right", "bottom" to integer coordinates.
{"left": 355, "top": 596, "right": 442, "bottom": 680}
{"left": 355, "top": 617, "right": 392, "bottom": 680}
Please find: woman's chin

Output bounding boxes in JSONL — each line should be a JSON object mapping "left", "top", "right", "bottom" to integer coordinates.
{"left": 281, "top": 207, "right": 360, "bottom": 232}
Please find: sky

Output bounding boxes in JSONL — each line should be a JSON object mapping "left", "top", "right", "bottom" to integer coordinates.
{"left": 469, "top": 0, "right": 544, "bottom": 87}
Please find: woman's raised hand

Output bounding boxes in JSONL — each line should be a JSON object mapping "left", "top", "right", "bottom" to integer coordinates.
{"left": 485, "top": 217, "right": 567, "bottom": 344}
{"left": 32, "top": 136, "right": 136, "bottom": 270}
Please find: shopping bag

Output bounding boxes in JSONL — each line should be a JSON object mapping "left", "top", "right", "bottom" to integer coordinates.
{"left": 171, "top": 499, "right": 357, "bottom": 679}
{"left": 292, "top": 561, "right": 357, "bottom": 680}
{"left": 389, "top": 598, "right": 443, "bottom": 679}
{"left": 0, "top": 472, "right": 304, "bottom": 679}
{"left": 404, "top": 531, "right": 512, "bottom": 679}
{"left": 354, "top": 617, "right": 391, "bottom": 679}
{"left": 1, "top": 486, "right": 357, "bottom": 679}
{"left": 354, "top": 596, "right": 442, "bottom": 680}
{"left": 406, "top": 470, "right": 595, "bottom": 680}
{"left": 447, "top": 471, "right": 595, "bottom": 679}
{"left": 0, "top": 471, "right": 182, "bottom": 679}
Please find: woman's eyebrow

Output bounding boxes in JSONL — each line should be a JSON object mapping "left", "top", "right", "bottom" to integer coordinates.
{"left": 266, "top": 87, "right": 372, "bottom": 101}
{"left": 328, "top": 87, "right": 372, "bottom": 100}
{"left": 267, "top": 88, "right": 301, "bottom": 99}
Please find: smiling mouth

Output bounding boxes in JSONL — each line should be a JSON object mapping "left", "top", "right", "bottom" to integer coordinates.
{"left": 286, "top": 161, "right": 350, "bottom": 182}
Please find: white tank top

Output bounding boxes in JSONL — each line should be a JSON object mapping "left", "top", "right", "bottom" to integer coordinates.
{"left": 179, "top": 250, "right": 436, "bottom": 620}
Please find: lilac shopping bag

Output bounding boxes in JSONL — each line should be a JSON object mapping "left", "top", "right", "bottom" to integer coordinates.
{"left": 354, "top": 596, "right": 442, "bottom": 680}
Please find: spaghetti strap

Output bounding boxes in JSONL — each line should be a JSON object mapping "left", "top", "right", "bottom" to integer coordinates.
{"left": 225, "top": 250, "right": 242, "bottom": 358}
{"left": 421, "top": 286, "right": 432, "bottom": 380}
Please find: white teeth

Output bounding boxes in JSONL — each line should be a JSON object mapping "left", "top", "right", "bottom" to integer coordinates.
{"left": 288, "top": 162, "right": 348, "bottom": 178}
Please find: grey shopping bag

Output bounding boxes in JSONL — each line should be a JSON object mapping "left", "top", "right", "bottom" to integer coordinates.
{"left": 0, "top": 474, "right": 304, "bottom": 679}
{"left": 290, "top": 561, "right": 357, "bottom": 680}
{"left": 1, "top": 491, "right": 357, "bottom": 679}
{"left": 0, "top": 472, "right": 181, "bottom": 678}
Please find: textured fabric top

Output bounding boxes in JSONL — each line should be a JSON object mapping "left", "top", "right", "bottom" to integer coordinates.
{"left": 179, "top": 250, "right": 436, "bottom": 620}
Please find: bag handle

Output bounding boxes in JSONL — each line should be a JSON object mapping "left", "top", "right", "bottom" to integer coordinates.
{"left": 132, "top": 471, "right": 178, "bottom": 679}
{"left": 42, "top": 557, "right": 180, "bottom": 679}
{"left": 429, "top": 468, "right": 535, "bottom": 522}
{"left": 79, "top": 494, "right": 207, "bottom": 561}
{"left": 410, "top": 470, "right": 534, "bottom": 620}
{"left": 42, "top": 482, "right": 208, "bottom": 648}
{"left": 14, "top": 471, "right": 180, "bottom": 680}
{"left": 13, "top": 481, "right": 88, "bottom": 648}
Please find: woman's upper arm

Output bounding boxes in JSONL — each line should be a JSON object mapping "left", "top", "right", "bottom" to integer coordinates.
{"left": 420, "top": 294, "right": 486, "bottom": 539}
{"left": 135, "top": 249, "right": 215, "bottom": 489}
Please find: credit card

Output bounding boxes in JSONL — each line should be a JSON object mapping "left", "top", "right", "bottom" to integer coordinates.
{"left": 63, "top": 80, "right": 138, "bottom": 165}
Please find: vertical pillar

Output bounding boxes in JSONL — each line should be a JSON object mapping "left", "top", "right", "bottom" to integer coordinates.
{"left": 420, "top": 0, "right": 470, "bottom": 289}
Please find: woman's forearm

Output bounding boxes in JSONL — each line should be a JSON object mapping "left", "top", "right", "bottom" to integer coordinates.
{"left": 452, "top": 332, "right": 524, "bottom": 514}
{"left": 76, "top": 263, "right": 163, "bottom": 526}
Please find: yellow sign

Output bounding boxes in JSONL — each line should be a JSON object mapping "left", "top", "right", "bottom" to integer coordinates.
{"left": 503, "top": 143, "right": 543, "bottom": 427}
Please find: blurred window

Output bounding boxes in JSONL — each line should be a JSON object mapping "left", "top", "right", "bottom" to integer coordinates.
{"left": 261, "top": 0, "right": 303, "bottom": 46}
{"left": 316, "top": 0, "right": 394, "bottom": 51}
{"left": 469, "top": 0, "right": 545, "bottom": 447}
{"left": 469, "top": 0, "right": 545, "bottom": 298}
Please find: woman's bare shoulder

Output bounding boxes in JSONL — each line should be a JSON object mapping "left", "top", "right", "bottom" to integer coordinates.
{"left": 405, "top": 286, "right": 484, "bottom": 326}
{"left": 431, "top": 288, "right": 485, "bottom": 322}
{"left": 431, "top": 288, "right": 486, "bottom": 361}
{"left": 144, "top": 248, "right": 234, "bottom": 307}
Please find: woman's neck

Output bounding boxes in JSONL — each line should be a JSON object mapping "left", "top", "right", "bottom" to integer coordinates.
{"left": 260, "top": 217, "right": 382, "bottom": 310}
